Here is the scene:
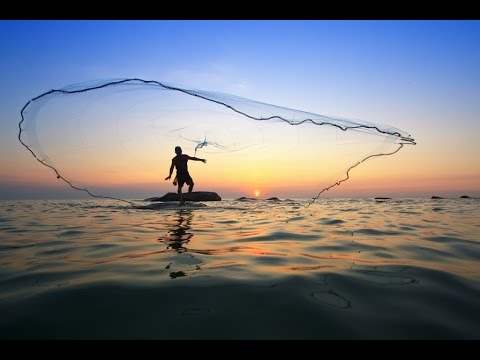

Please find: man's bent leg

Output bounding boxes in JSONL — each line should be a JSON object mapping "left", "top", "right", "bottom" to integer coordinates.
{"left": 178, "top": 184, "right": 184, "bottom": 204}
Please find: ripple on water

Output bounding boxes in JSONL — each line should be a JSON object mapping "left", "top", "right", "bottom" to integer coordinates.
{"left": 58, "top": 230, "right": 87, "bottom": 238}
{"left": 320, "top": 218, "right": 345, "bottom": 225}
{"left": 449, "top": 243, "right": 480, "bottom": 261}
{"left": 306, "top": 241, "right": 384, "bottom": 254}
{"left": 312, "top": 290, "right": 351, "bottom": 308}
{"left": 424, "top": 236, "right": 473, "bottom": 244}
{"left": 397, "top": 244, "right": 456, "bottom": 262}
{"left": 238, "top": 231, "right": 320, "bottom": 242}
{"left": 347, "top": 269, "right": 418, "bottom": 285}
{"left": 253, "top": 256, "right": 288, "bottom": 266}
{"left": 355, "top": 228, "right": 402, "bottom": 236}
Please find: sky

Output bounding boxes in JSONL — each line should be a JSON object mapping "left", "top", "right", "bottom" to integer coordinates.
{"left": 1, "top": 20, "right": 479, "bottom": 200}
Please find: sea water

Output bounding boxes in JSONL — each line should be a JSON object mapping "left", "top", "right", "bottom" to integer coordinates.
{"left": 0, "top": 198, "right": 479, "bottom": 339}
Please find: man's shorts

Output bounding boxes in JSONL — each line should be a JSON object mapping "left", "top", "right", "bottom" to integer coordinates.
{"left": 177, "top": 173, "right": 193, "bottom": 187}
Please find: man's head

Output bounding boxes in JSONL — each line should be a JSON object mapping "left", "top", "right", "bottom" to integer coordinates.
{"left": 175, "top": 146, "right": 182, "bottom": 155}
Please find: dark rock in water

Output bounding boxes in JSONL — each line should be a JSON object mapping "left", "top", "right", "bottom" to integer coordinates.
{"left": 145, "top": 191, "right": 221, "bottom": 202}
{"left": 431, "top": 196, "right": 444, "bottom": 199}
{"left": 235, "top": 196, "right": 256, "bottom": 201}
{"left": 460, "top": 195, "right": 471, "bottom": 199}
{"left": 235, "top": 196, "right": 280, "bottom": 201}
{"left": 375, "top": 197, "right": 391, "bottom": 200}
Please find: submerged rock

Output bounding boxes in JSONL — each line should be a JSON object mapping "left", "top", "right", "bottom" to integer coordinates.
{"left": 145, "top": 191, "right": 221, "bottom": 202}
{"left": 375, "top": 197, "right": 391, "bottom": 200}
{"left": 431, "top": 196, "right": 444, "bottom": 199}
{"left": 460, "top": 195, "right": 471, "bottom": 199}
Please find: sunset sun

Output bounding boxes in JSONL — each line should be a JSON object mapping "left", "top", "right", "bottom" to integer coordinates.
{"left": 254, "top": 190, "right": 260, "bottom": 197}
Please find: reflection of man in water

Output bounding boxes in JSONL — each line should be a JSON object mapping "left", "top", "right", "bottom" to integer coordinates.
{"left": 165, "top": 146, "right": 206, "bottom": 204}
{"left": 158, "top": 210, "right": 197, "bottom": 279}
{"left": 165, "top": 210, "right": 193, "bottom": 254}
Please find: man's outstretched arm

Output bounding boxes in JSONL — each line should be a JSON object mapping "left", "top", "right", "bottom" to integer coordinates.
{"left": 188, "top": 156, "right": 207, "bottom": 163}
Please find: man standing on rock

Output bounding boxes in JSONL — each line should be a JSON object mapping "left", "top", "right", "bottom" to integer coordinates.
{"left": 165, "top": 146, "right": 207, "bottom": 204}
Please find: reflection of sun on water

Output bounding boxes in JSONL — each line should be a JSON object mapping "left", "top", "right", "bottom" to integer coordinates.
{"left": 254, "top": 190, "right": 260, "bottom": 197}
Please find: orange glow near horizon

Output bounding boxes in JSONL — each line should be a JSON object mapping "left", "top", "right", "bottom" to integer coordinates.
{"left": 9, "top": 130, "right": 479, "bottom": 197}
{"left": 10, "top": 156, "right": 480, "bottom": 199}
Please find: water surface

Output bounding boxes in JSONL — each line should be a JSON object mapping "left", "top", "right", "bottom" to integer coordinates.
{"left": 1, "top": 198, "right": 479, "bottom": 339}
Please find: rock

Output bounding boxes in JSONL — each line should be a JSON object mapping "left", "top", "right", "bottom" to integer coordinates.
{"left": 145, "top": 191, "right": 221, "bottom": 202}
{"left": 267, "top": 197, "right": 280, "bottom": 201}
{"left": 460, "top": 195, "right": 471, "bottom": 199}
{"left": 375, "top": 197, "right": 391, "bottom": 200}
{"left": 431, "top": 196, "right": 444, "bottom": 199}
{"left": 235, "top": 196, "right": 256, "bottom": 201}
